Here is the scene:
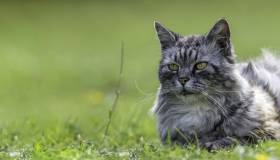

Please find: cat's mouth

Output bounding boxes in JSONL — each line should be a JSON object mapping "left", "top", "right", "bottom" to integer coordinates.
{"left": 181, "top": 89, "right": 196, "bottom": 95}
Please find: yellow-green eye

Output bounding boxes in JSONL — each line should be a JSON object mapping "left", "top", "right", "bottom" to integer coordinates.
{"left": 168, "top": 63, "right": 179, "bottom": 71}
{"left": 195, "top": 62, "right": 208, "bottom": 70}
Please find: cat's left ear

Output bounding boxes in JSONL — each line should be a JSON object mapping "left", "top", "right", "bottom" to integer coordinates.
{"left": 206, "top": 19, "right": 231, "bottom": 50}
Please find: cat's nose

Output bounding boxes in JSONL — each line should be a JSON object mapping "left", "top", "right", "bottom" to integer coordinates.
{"left": 178, "top": 77, "right": 190, "bottom": 85}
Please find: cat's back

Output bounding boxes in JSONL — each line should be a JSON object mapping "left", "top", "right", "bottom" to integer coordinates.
{"left": 239, "top": 50, "right": 280, "bottom": 87}
{"left": 239, "top": 49, "right": 280, "bottom": 112}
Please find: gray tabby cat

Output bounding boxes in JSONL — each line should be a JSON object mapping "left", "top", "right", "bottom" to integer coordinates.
{"left": 152, "top": 19, "right": 280, "bottom": 151}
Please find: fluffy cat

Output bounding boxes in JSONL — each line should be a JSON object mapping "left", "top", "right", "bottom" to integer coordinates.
{"left": 152, "top": 19, "right": 280, "bottom": 151}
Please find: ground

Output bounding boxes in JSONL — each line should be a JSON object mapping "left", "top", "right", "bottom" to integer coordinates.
{"left": 0, "top": 0, "right": 280, "bottom": 159}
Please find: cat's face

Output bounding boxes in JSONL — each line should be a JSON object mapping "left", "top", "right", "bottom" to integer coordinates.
{"left": 155, "top": 19, "right": 236, "bottom": 96}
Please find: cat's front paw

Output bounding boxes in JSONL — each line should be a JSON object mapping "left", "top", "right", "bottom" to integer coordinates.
{"left": 202, "top": 137, "right": 236, "bottom": 152}
{"left": 203, "top": 141, "right": 221, "bottom": 151}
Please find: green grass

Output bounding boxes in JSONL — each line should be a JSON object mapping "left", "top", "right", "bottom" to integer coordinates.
{"left": 1, "top": 0, "right": 280, "bottom": 159}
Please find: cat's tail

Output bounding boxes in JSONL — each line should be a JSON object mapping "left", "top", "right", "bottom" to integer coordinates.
{"left": 259, "top": 48, "right": 280, "bottom": 72}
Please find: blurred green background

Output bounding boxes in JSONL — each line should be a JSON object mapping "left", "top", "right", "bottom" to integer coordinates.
{"left": 1, "top": 0, "right": 280, "bottom": 158}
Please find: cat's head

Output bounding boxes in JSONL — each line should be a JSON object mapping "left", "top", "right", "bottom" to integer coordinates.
{"left": 155, "top": 19, "right": 236, "bottom": 96}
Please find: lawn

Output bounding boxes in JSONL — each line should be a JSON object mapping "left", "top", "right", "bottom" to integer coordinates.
{"left": 1, "top": 0, "right": 280, "bottom": 159}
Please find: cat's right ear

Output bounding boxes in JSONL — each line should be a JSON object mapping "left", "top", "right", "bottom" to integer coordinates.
{"left": 154, "top": 21, "right": 178, "bottom": 50}
{"left": 206, "top": 19, "right": 231, "bottom": 49}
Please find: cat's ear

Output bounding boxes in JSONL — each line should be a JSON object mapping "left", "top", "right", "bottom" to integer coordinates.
{"left": 206, "top": 19, "right": 230, "bottom": 49}
{"left": 154, "top": 21, "right": 179, "bottom": 50}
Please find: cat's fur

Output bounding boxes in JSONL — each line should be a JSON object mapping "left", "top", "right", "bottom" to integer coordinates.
{"left": 152, "top": 19, "right": 280, "bottom": 151}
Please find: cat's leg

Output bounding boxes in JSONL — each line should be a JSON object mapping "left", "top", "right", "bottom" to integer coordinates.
{"left": 202, "top": 137, "right": 238, "bottom": 151}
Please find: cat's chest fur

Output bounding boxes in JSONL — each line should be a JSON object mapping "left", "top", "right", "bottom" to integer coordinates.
{"left": 176, "top": 95, "right": 221, "bottom": 129}
{"left": 154, "top": 93, "right": 222, "bottom": 141}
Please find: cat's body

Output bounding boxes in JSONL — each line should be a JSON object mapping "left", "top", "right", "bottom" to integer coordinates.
{"left": 152, "top": 19, "right": 280, "bottom": 150}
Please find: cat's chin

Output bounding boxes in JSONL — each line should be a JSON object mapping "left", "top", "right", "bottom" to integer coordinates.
{"left": 175, "top": 92, "right": 206, "bottom": 105}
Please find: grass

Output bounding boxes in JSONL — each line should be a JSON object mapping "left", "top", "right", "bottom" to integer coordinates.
{"left": 1, "top": 0, "right": 280, "bottom": 159}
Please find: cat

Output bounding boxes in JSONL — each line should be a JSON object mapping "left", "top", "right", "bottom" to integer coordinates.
{"left": 152, "top": 19, "right": 280, "bottom": 151}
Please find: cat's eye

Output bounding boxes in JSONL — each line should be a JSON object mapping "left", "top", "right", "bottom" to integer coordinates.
{"left": 168, "top": 63, "right": 179, "bottom": 71}
{"left": 195, "top": 62, "right": 208, "bottom": 70}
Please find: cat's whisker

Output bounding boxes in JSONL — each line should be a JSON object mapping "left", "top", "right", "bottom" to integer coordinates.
{"left": 207, "top": 94, "right": 228, "bottom": 117}
{"left": 201, "top": 91, "right": 228, "bottom": 117}
{"left": 215, "top": 90, "right": 241, "bottom": 93}
{"left": 207, "top": 86, "right": 241, "bottom": 93}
